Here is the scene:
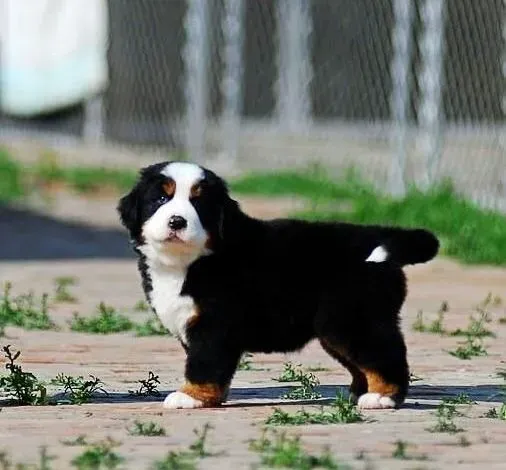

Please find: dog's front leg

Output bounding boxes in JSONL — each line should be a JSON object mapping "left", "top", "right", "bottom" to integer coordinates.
{"left": 163, "top": 322, "right": 241, "bottom": 409}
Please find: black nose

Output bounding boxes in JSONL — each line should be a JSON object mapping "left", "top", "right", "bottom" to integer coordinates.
{"left": 168, "top": 215, "right": 187, "bottom": 231}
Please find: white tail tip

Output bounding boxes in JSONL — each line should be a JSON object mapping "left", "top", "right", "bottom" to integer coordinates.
{"left": 366, "top": 245, "right": 388, "bottom": 263}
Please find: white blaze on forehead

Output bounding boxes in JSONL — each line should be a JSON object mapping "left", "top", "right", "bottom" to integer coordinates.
{"left": 161, "top": 162, "right": 204, "bottom": 196}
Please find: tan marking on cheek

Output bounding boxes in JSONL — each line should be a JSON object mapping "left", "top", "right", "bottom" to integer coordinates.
{"left": 363, "top": 369, "right": 400, "bottom": 396}
{"left": 163, "top": 180, "right": 176, "bottom": 197}
{"left": 180, "top": 383, "right": 224, "bottom": 406}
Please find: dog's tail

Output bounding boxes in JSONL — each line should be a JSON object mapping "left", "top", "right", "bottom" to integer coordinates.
{"left": 365, "top": 228, "right": 439, "bottom": 266}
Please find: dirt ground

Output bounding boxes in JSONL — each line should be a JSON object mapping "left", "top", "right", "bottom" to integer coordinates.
{"left": 0, "top": 195, "right": 505, "bottom": 469}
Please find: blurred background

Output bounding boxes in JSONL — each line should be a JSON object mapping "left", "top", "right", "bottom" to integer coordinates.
{"left": 0, "top": 0, "right": 505, "bottom": 261}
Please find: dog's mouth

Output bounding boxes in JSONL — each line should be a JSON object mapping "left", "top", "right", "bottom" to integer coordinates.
{"left": 165, "top": 233, "right": 185, "bottom": 243}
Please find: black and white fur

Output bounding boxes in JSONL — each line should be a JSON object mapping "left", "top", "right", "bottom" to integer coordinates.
{"left": 118, "top": 161, "right": 439, "bottom": 410}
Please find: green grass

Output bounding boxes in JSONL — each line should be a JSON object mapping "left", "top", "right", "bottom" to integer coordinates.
{"left": 231, "top": 170, "right": 506, "bottom": 266}
{"left": 427, "top": 402, "right": 464, "bottom": 434}
{"left": 0, "top": 149, "right": 137, "bottom": 201}
{"left": 0, "top": 149, "right": 24, "bottom": 202}
{"left": 134, "top": 317, "right": 170, "bottom": 337}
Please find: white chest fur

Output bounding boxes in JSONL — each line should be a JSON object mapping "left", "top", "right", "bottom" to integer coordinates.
{"left": 147, "top": 264, "right": 195, "bottom": 343}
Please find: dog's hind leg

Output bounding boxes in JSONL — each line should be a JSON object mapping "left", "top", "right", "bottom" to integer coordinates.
{"left": 319, "top": 338, "right": 367, "bottom": 401}
{"left": 319, "top": 329, "right": 409, "bottom": 410}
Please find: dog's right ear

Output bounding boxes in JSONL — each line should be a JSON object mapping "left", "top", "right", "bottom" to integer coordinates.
{"left": 117, "top": 181, "right": 142, "bottom": 241}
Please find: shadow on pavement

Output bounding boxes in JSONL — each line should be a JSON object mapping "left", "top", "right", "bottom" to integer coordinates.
{"left": 41, "top": 384, "right": 504, "bottom": 409}
{"left": 0, "top": 205, "right": 133, "bottom": 260}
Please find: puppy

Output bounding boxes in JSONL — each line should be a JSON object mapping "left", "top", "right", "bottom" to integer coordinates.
{"left": 118, "top": 161, "right": 439, "bottom": 410}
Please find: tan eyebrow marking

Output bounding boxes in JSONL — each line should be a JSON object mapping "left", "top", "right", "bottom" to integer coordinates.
{"left": 163, "top": 179, "right": 176, "bottom": 197}
{"left": 190, "top": 182, "right": 203, "bottom": 198}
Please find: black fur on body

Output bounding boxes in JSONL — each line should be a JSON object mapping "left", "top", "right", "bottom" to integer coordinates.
{"left": 118, "top": 161, "right": 439, "bottom": 409}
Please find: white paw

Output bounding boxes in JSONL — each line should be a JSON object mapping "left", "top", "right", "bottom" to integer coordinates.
{"left": 357, "top": 392, "right": 396, "bottom": 409}
{"left": 163, "top": 391, "right": 204, "bottom": 409}
{"left": 365, "top": 245, "right": 388, "bottom": 263}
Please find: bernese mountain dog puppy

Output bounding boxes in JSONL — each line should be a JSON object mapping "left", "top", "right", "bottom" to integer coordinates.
{"left": 118, "top": 161, "right": 439, "bottom": 410}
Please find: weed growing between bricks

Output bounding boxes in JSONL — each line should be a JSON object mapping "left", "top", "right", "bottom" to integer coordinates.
{"left": 69, "top": 302, "right": 134, "bottom": 334}
{"left": 71, "top": 437, "right": 124, "bottom": 470}
{"left": 391, "top": 440, "right": 428, "bottom": 461}
{"left": 0, "top": 345, "right": 48, "bottom": 405}
{"left": 0, "top": 446, "right": 56, "bottom": 469}
{"left": 50, "top": 374, "right": 108, "bottom": 405}
{"left": 127, "top": 420, "right": 166, "bottom": 437}
{"left": 0, "top": 345, "right": 108, "bottom": 406}
{"left": 249, "top": 429, "right": 349, "bottom": 469}
{"left": 275, "top": 363, "right": 322, "bottom": 400}
{"left": 266, "top": 393, "right": 364, "bottom": 426}
{"left": 0, "top": 282, "right": 56, "bottom": 334}
{"left": 53, "top": 276, "right": 78, "bottom": 303}
{"left": 153, "top": 423, "right": 222, "bottom": 470}
{"left": 427, "top": 402, "right": 465, "bottom": 434}
{"left": 128, "top": 371, "right": 161, "bottom": 397}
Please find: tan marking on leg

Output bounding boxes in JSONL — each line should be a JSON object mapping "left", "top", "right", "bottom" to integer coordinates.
{"left": 320, "top": 338, "right": 367, "bottom": 397}
{"left": 362, "top": 369, "right": 400, "bottom": 396}
{"left": 180, "top": 383, "right": 224, "bottom": 406}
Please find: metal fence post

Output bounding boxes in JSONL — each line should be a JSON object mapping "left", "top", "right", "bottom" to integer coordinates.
{"left": 389, "top": 0, "right": 415, "bottom": 197}
{"left": 183, "top": 0, "right": 211, "bottom": 162}
{"left": 276, "top": 0, "right": 312, "bottom": 132}
{"left": 221, "top": 0, "right": 245, "bottom": 162}
{"left": 418, "top": 0, "right": 446, "bottom": 188}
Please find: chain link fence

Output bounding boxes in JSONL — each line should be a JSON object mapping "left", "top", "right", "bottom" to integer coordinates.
{"left": 0, "top": 0, "right": 505, "bottom": 208}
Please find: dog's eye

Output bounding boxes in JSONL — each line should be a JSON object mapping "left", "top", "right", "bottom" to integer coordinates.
{"left": 157, "top": 194, "right": 169, "bottom": 204}
{"left": 190, "top": 183, "right": 202, "bottom": 198}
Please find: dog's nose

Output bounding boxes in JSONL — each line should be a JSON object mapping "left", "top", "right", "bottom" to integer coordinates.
{"left": 168, "top": 215, "right": 187, "bottom": 231}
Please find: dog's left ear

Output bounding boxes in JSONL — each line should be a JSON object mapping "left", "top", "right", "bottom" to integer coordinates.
{"left": 218, "top": 196, "right": 242, "bottom": 245}
{"left": 117, "top": 183, "right": 142, "bottom": 241}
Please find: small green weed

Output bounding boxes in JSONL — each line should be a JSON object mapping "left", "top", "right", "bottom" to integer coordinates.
{"left": 128, "top": 371, "right": 160, "bottom": 397}
{"left": 61, "top": 435, "right": 89, "bottom": 446}
{"left": 249, "top": 429, "right": 347, "bottom": 469}
{"left": 50, "top": 374, "right": 107, "bottom": 404}
{"left": 276, "top": 363, "right": 322, "bottom": 400}
{"left": 152, "top": 423, "right": 218, "bottom": 470}
{"left": 409, "top": 372, "right": 423, "bottom": 383}
{"left": 133, "top": 299, "right": 150, "bottom": 312}
{"left": 69, "top": 303, "right": 133, "bottom": 334}
{"left": 450, "top": 310, "right": 494, "bottom": 338}
{"left": 448, "top": 336, "right": 488, "bottom": 360}
{"left": 266, "top": 393, "right": 363, "bottom": 426}
{"left": 71, "top": 437, "right": 123, "bottom": 470}
{"left": 0, "top": 283, "right": 56, "bottom": 334}
{"left": 306, "top": 365, "right": 330, "bottom": 372}
{"left": 412, "top": 301, "right": 448, "bottom": 334}
{"left": 127, "top": 420, "right": 166, "bottom": 436}
{"left": 484, "top": 404, "right": 506, "bottom": 420}
{"left": 427, "top": 402, "right": 464, "bottom": 434}
{"left": 53, "top": 276, "right": 77, "bottom": 303}
{"left": 238, "top": 353, "right": 254, "bottom": 371}
{"left": 0, "top": 446, "right": 56, "bottom": 470}
{"left": 391, "top": 440, "right": 428, "bottom": 461}
{"left": 0, "top": 345, "right": 48, "bottom": 405}
{"left": 444, "top": 393, "right": 475, "bottom": 405}
{"left": 134, "top": 317, "right": 169, "bottom": 337}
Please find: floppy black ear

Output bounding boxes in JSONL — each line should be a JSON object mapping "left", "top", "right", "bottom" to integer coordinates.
{"left": 117, "top": 183, "right": 142, "bottom": 241}
{"left": 218, "top": 196, "right": 243, "bottom": 245}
